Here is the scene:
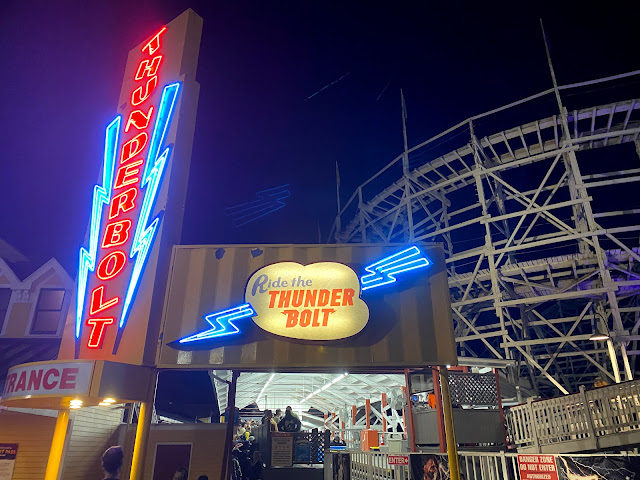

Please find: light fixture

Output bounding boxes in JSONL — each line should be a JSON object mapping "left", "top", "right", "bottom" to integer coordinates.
{"left": 70, "top": 399, "right": 83, "bottom": 409}
{"left": 301, "top": 374, "right": 347, "bottom": 404}
{"left": 256, "top": 373, "right": 276, "bottom": 404}
{"left": 589, "top": 311, "right": 610, "bottom": 341}
{"left": 102, "top": 398, "right": 116, "bottom": 404}
{"left": 589, "top": 330, "right": 610, "bottom": 341}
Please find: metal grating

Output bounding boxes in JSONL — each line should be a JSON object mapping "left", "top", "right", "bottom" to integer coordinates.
{"left": 448, "top": 372, "right": 498, "bottom": 407}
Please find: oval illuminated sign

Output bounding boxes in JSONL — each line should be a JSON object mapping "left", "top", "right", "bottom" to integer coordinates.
{"left": 245, "top": 262, "right": 369, "bottom": 340}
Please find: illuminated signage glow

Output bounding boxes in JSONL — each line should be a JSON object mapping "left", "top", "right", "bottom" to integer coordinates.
{"left": 178, "top": 246, "right": 431, "bottom": 344}
{"left": 360, "top": 246, "right": 430, "bottom": 291}
{"left": 179, "top": 304, "right": 256, "bottom": 343}
{"left": 76, "top": 26, "right": 181, "bottom": 353}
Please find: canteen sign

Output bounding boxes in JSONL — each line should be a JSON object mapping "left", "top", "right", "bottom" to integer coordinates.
{"left": 178, "top": 246, "right": 432, "bottom": 344}
{"left": 247, "top": 262, "right": 369, "bottom": 340}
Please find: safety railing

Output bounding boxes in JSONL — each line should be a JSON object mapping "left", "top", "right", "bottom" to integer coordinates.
{"left": 505, "top": 379, "right": 640, "bottom": 453}
{"left": 347, "top": 451, "right": 410, "bottom": 480}
{"left": 337, "top": 451, "right": 639, "bottom": 480}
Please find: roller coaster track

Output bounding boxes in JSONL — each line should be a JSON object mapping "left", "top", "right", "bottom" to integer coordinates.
{"left": 333, "top": 70, "right": 640, "bottom": 397}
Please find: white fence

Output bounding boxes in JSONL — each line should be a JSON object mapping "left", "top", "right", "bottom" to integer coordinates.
{"left": 505, "top": 380, "right": 640, "bottom": 453}
{"left": 339, "top": 451, "right": 639, "bottom": 480}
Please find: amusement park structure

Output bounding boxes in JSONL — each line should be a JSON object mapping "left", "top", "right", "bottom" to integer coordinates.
{"left": 331, "top": 64, "right": 640, "bottom": 398}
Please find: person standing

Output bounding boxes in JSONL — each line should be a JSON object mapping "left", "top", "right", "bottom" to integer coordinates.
{"left": 262, "top": 409, "right": 278, "bottom": 431}
{"left": 101, "top": 446, "right": 123, "bottom": 480}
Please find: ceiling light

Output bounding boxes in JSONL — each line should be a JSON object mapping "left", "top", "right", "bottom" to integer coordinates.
{"left": 102, "top": 398, "right": 116, "bottom": 404}
{"left": 589, "top": 331, "right": 610, "bottom": 341}
{"left": 256, "top": 373, "right": 276, "bottom": 404}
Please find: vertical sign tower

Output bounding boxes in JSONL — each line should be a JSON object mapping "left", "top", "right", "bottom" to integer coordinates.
{"left": 58, "top": 9, "right": 202, "bottom": 365}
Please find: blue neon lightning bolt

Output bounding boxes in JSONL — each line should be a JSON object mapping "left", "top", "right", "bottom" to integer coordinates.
{"left": 225, "top": 184, "right": 291, "bottom": 227}
{"left": 178, "top": 304, "right": 256, "bottom": 343}
{"left": 360, "top": 246, "right": 431, "bottom": 291}
{"left": 118, "top": 82, "right": 181, "bottom": 332}
{"left": 76, "top": 116, "right": 121, "bottom": 339}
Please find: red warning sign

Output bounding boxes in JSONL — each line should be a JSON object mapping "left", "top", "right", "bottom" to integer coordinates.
{"left": 517, "top": 455, "right": 559, "bottom": 480}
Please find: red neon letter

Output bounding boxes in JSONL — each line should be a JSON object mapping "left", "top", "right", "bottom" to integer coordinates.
{"left": 27, "top": 369, "right": 43, "bottom": 390}
{"left": 60, "top": 368, "right": 79, "bottom": 389}
{"left": 125, "top": 106, "right": 154, "bottom": 132}
{"left": 43, "top": 369, "right": 59, "bottom": 390}
{"left": 120, "top": 132, "right": 148, "bottom": 164}
{"left": 109, "top": 187, "right": 138, "bottom": 219}
{"left": 96, "top": 251, "right": 127, "bottom": 281}
{"left": 114, "top": 159, "right": 143, "bottom": 189}
{"left": 131, "top": 76, "right": 158, "bottom": 106}
{"left": 142, "top": 26, "right": 167, "bottom": 55}
{"left": 86, "top": 318, "right": 114, "bottom": 348}
{"left": 101, "top": 219, "right": 132, "bottom": 249}
{"left": 135, "top": 55, "right": 163, "bottom": 80}
{"left": 89, "top": 285, "right": 119, "bottom": 315}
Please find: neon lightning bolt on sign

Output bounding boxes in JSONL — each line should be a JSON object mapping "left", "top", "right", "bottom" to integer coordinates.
{"left": 76, "top": 26, "right": 181, "bottom": 354}
{"left": 178, "top": 246, "right": 431, "bottom": 344}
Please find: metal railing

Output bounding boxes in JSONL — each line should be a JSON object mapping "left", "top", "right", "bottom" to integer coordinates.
{"left": 505, "top": 379, "right": 640, "bottom": 453}
{"left": 340, "top": 451, "right": 639, "bottom": 480}
{"left": 347, "top": 452, "right": 410, "bottom": 480}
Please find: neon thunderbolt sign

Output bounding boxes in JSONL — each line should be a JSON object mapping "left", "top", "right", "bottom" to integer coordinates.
{"left": 178, "top": 246, "right": 430, "bottom": 343}
{"left": 77, "top": 26, "right": 181, "bottom": 352}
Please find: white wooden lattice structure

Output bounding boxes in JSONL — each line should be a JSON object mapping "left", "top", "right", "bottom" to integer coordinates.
{"left": 330, "top": 69, "right": 640, "bottom": 397}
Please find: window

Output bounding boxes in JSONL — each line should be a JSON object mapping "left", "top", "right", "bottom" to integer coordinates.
{"left": 31, "top": 288, "right": 65, "bottom": 334}
{"left": 0, "top": 288, "right": 11, "bottom": 333}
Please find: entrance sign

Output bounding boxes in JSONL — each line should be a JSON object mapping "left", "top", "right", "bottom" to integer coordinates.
{"left": 517, "top": 455, "right": 559, "bottom": 480}
{"left": 0, "top": 444, "right": 17, "bottom": 480}
{"left": 271, "top": 433, "right": 293, "bottom": 467}
{"left": 2, "top": 362, "right": 93, "bottom": 401}
{"left": 158, "top": 244, "right": 457, "bottom": 370}
{"left": 387, "top": 455, "right": 409, "bottom": 466}
{"left": 57, "top": 10, "right": 203, "bottom": 365}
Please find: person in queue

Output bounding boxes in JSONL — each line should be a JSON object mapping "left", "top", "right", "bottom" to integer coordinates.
{"left": 262, "top": 409, "right": 278, "bottom": 431}
{"left": 274, "top": 408, "right": 283, "bottom": 423}
{"left": 101, "top": 446, "right": 123, "bottom": 480}
{"left": 278, "top": 406, "right": 301, "bottom": 432}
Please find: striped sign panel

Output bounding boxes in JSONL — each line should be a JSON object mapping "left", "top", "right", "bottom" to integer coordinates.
{"left": 157, "top": 244, "right": 456, "bottom": 370}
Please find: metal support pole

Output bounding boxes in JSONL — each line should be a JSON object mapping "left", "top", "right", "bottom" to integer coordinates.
{"left": 432, "top": 368, "right": 447, "bottom": 453}
{"left": 439, "top": 368, "right": 460, "bottom": 480}
{"left": 220, "top": 370, "right": 239, "bottom": 480}
{"left": 365, "top": 399, "right": 371, "bottom": 430}
{"left": 403, "top": 369, "right": 417, "bottom": 452}
{"left": 381, "top": 393, "right": 388, "bottom": 435}
{"left": 44, "top": 409, "right": 70, "bottom": 480}
{"left": 130, "top": 402, "right": 153, "bottom": 480}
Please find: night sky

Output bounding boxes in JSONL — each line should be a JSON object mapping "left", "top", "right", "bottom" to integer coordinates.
{"left": 1, "top": 0, "right": 638, "bottom": 273}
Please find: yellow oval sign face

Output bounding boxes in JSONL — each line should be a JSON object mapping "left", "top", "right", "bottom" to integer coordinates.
{"left": 245, "top": 262, "right": 369, "bottom": 340}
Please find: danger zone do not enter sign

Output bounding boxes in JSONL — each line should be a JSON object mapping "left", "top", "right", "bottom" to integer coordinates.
{"left": 517, "top": 455, "right": 559, "bottom": 480}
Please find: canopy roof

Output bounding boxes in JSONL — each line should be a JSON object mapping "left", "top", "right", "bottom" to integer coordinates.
{"left": 212, "top": 371, "right": 406, "bottom": 417}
